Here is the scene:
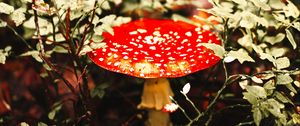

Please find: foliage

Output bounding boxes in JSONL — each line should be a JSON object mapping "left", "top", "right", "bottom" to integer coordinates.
{"left": 0, "top": 0, "right": 299, "bottom": 126}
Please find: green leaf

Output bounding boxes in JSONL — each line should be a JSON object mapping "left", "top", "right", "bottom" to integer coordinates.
{"left": 251, "top": 76, "right": 263, "bottom": 84}
{"left": 0, "top": 2, "right": 14, "bottom": 14}
{"left": 0, "top": 21, "right": 7, "bottom": 27}
{"left": 264, "top": 33, "right": 285, "bottom": 45}
{"left": 20, "top": 122, "right": 30, "bottom": 126}
{"left": 286, "top": 84, "right": 297, "bottom": 93}
{"left": 225, "top": 49, "right": 254, "bottom": 64}
{"left": 37, "top": 122, "right": 48, "bottom": 126}
{"left": 292, "top": 22, "right": 300, "bottom": 32}
{"left": 276, "top": 74, "right": 293, "bottom": 85}
{"left": 242, "top": 92, "right": 258, "bottom": 104}
{"left": 48, "top": 110, "right": 56, "bottom": 120}
{"left": 250, "top": 0, "right": 271, "bottom": 11}
{"left": 245, "top": 85, "right": 267, "bottom": 99}
{"left": 198, "top": 43, "right": 225, "bottom": 58}
{"left": 232, "top": 0, "right": 247, "bottom": 6}
{"left": 253, "top": 107, "right": 262, "bottom": 126}
{"left": 285, "top": 29, "right": 297, "bottom": 49}
{"left": 284, "top": 1, "right": 300, "bottom": 18}
{"left": 274, "top": 91, "right": 292, "bottom": 104}
{"left": 274, "top": 57, "right": 290, "bottom": 70}
{"left": 99, "top": 15, "right": 116, "bottom": 25}
{"left": 292, "top": 113, "right": 300, "bottom": 125}
{"left": 113, "top": 16, "right": 131, "bottom": 26}
{"left": 10, "top": 8, "right": 26, "bottom": 26}
{"left": 270, "top": 47, "right": 287, "bottom": 58}
{"left": 21, "top": 51, "right": 43, "bottom": 62}
{"left": 263, "top": 99, "right": 285, "bottom": 118}
{"left": 237, "top": 34, "right": 252, "bottom": 50}
{"left": 263, "top": 80, "right": 275, "bottom": 90}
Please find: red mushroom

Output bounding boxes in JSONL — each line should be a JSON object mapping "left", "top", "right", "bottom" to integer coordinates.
{"left": 88, "top": 19, "right": 221, "bottom": 125}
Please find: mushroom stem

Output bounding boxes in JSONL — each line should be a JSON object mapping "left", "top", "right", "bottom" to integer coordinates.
{"left": 147, "top": 109, "right": 171, "bottom": 126}
{"left": 138, "top": 78, "right": 174, "bottom": 126}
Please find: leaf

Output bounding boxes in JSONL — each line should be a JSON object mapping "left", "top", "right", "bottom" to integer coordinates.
{"left": 199, "top": 43, "right": 225, "bottom": 58}
{"left": 264, "top": 33, "right": 285, "bottom": 45}
{"left": 10, "top": 8, "right": 26, "bottom": 26}
{"left": 48, "top": 110, "right": 56, "bottom": 120}
{"left": 292, "top": 113, "right": 300, "bottom": 124}
{"left": 250, "top": 0, "right": 271, "bottom": 11}
{"left": 292, "top": 22, "right": 300, "bottom": 32}
{"left": 242, "top": 92, "right": 258, "bottom": 104}
{"left": 182, "top": 83, "right": 191, "bottom": 94}
{"left": 232, "top": 0, "right": 247, "bottom": 6}
{"left": 263, "top": 80, "right": 275, "bottom": 90}
{"left": 285, "top": 29, "right": 297, "bottom": 49}
{"left": 0, "top": 53, "right": 7, "bottom": 64}
{"left": 0, "top": 2, "right": 14, "bottom": 14}
{"left": 237, "top": 34, "right": 252, "bottom": 50}
{"left": 21, "top": 51, "right": 43, "bottom": 62}
{"left": 274, "top": 57, "right": 290, "bottom": 70}
{"left": 253, "top": 107, "right": 262, "bottom": 126}
{"left": 276, "top": 74, "right": 293, "bottom": 85}
{"left": 274, "top": 91, "right": 292, "bottom": 104}
{"left": 286, "top": 84, "right": 297, "bottom": 93}
{"left": 99, "top": 15, "right": 116, "bottom": 25}
{"left": 251, "top": 76, "right": 263, "bottom": 84}
{"left": 245, "top": 85, "right": 267, "bottom": 99}
{"left": 239, "top": 79, "right": 248, "bottom": 89}
{"left": 270, "top": 47, "right": 287, "bottom": 58}
{"left": 37, "top": 122, "right": 48, "bottom": 126}
{"left": 0, "top": 21, "right": 7, "bottom": 27}
{"left": 99, "top": 0, "right": 110, "bottom": 10}
{"left": 20, "top": 122, "right": 30, "bottom": 126}
{"left": 113, "top": 16, "right": 131, "bottom": 26}
{"left": 284, "top": 1, "right": 300, "bottom": 18}
{"left": 225, "top": 49, "right": 254, "bottom": 64}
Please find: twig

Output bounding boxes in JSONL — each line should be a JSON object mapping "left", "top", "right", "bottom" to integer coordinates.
{"left": 32, "top": 0, "right": 45, "bottom": 55}
{"left": 76, "top": 1, "right": 99, "bottom": 56}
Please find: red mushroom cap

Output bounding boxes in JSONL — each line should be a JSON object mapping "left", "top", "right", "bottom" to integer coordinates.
{"left": 88, "top": 19, "right": 221, "bottom": 78}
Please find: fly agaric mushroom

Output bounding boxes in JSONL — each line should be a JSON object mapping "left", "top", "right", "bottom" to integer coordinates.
{"left": 88, "top": 19, "right": 221, "bottom": 125}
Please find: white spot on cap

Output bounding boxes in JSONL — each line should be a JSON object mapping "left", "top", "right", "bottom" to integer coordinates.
{"left": 177, "top": 46, "right": 184, "bottom": 50}
{"left": 155, "top": 54, "right": 161, "bottom": 57}
{"left": 195, "top": 27, "right": 201, "bottom": 32}
{"left": 206, "top": 60, "right": 210, "bottom": 64}
{"left": 138, "top": 44, "right": 143, "bottom": 48}
{"left": 153, "top": 31, "right": 161, "bottom": 36}
{"left": 126, "top": 48, "right": 133, "bottom": 51}
{"left": 122, "top": 52, "right": 128, "bottom": 55}
{"left": 173, "top": 32, "right": 178, "bottom": 36}
{"left": 124, "top": 56, "right": 129, "bottom": 59}
{"left": 129, "top": 31, "right": 138, "bottom": 35}
{"left": 149, "top": 46, "right": 156, "bottom": 50}
{"left": 137, "top": 29, "right": 147, "bottom": 33}
{"left": 99, "top": 58, "right": 104, "bottom": 61}
{"left": 185, "top": 31, "right": 192, "bottom": 37}
{"left": 114, "top": 62, "right": 121, "bottom": 66}
{"left": 113, "top": 54, "right": 118, "bottom": 58}
{"left": 108, "top": 53, "right": 112, "bottom": 56}
{"left": 168, "top": 57, "right": 175, "bottom": 60}
{"left": 130, "top": 41, "right": 138, "bottom": 46}
{"left": 110, "top": 48, "right": 118, "bottom": 52}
